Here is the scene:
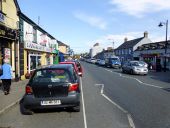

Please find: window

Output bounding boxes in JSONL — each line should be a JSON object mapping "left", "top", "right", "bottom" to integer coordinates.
{"left": 30, "top": 55, "right": 42, "bottom": 71}
{"left": 33, "top": 28, "right": 37, "bottom": 43}
{"left": 129, "top": 48, "right": 132, "bottom": 54}
{"left": 0, "top": 0, "right": 2, "bottom": 11}
{"left": 32, "top": 69, "right": 71, "bottom": 83}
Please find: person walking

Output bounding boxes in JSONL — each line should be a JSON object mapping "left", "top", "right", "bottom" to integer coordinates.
{"left": 0, "top": 59, "right": 12, "bottom": 95}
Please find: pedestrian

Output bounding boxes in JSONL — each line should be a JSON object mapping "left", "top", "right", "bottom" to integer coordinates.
{"left": 0, "top": 59, "right": 12, "bottom": 95}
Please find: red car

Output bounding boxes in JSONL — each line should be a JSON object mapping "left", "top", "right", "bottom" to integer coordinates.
{"left": 59, "top": 61, "right": 83, "bottom": 77}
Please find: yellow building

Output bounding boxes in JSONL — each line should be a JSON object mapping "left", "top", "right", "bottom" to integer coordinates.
{"left": 18, "top": 12, "right": 58, "bottom": 80}
{"left": 0, "top": 0, "right": 20, "bottom": 80}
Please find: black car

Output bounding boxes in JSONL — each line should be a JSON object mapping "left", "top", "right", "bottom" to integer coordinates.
{"left": 21, "top": 64, "right": 81, "bottom": 115}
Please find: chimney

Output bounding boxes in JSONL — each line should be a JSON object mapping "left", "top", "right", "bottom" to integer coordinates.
{"left": 144, "top": 31, "right": 148, "bottom": 38}
{"left": 124, "top": 37, "right": 128, "bottom": 42}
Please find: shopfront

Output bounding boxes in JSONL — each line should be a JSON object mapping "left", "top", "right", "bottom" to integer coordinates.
{"left": 23, "top": 41, "right": 55, "bottom": 79}
{"left": 0, "top": 24, "right": 16, "bottom": 63}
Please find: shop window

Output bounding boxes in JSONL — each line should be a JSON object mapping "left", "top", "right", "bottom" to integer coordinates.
{"left": 46, "top": 56, "right": 50, "bottom": 65}
{"left": 30, "top": 55, "right": 42, "bottom": 71}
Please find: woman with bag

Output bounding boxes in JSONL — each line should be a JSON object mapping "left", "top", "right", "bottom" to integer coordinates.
{"left": 0, "top": 59, "right": 12, "bottom": 95}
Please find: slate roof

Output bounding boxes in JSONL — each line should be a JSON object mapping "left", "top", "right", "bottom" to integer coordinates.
{"left": 57, "top": 40, "right": 69, "bottom": 47}
{"left": 116, "top": 37, "right": 144, "bottom": 50}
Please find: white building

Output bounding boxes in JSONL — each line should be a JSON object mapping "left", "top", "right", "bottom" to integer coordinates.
{"left": 90, "top": 43, "right": 103, "bottom": 58}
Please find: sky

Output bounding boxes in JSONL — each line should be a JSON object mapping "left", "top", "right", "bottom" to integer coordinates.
{"left": 17, "top": 0, "right": 170, "bottom": 54}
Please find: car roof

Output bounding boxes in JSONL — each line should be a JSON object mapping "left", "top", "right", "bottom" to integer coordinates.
{"left": 60, "top": 61, "right": 76, "bottom": 64}
{"left": 37, "top": 64, "right": 73, "bottom": 70}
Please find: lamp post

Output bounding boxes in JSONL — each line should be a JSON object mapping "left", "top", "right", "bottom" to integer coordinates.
{"left": 158, "top": 20, "right": 168, "bottom": 72}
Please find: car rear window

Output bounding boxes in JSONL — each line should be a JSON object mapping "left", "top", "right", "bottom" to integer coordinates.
{"left": 31, "top": 69, "right": 71, "bottom": 83}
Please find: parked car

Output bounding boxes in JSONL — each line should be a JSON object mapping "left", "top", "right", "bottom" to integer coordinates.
{"left": 21, "top": 64, "right": 81, "bottom": 115}
{"left": 105, "top": 57, "right": 121, "bottom": 68}
{"left": 66, "top": 60, "right": 83, "bottom": 76}
{"left": 98, "top": 59, "right": 105, "bottom": 66}
{"left": 60, "top": 61, "right": 83, "bottom": 77}
{"left": 95, "top": 59, "right": 101, "bottom": 65}
{"left": 139, "top": 61, "right": 148, "bottom": 68}
{"left": 90, "top": 58, "right": 96, "bottom": 64}
{"left": 122, "top": 61, "right": 148, "bottom": 75}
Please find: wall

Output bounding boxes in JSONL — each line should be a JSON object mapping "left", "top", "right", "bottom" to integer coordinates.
{"left": 58, "top": 46, "right": 67, "bottom": 54}
{"left": 2, "top": 0, "right": 19, "bottom": 79}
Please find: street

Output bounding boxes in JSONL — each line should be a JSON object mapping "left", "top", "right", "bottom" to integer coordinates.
{"left": 1, "top": 61, "right": 170, "bottom": 128}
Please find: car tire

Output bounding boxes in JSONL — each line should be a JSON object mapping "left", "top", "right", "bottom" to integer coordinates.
{"left": 20, "top": 100, "right": 34, "bottom": 115}
{"left": 122, "top": 69, "right": 125, "bottom": 73}
{"left": 130, "top": 70, "right": 133, "bottom": 75}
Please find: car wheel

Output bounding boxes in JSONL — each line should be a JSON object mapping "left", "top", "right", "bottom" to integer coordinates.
{"left": 20, "top": 100, "right": 34, "bottom": 115}
{"left": 130, "top": 69, "right": 133, "bottom": 75}
{"left": 122, "top": 69, "right": 125, "bottom": 73}
{"left": 72, "top": 105, "right": 80, "bottom": 112}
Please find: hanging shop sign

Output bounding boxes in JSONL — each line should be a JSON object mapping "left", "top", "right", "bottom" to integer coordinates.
{"left": 0, "top": 24, "right": 16, "bottom": 40}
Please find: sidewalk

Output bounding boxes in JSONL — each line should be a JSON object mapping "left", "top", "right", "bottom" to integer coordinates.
{"left": 148, "top": 70, "right": 170, "bottom": 83}
{"left": 0, "top": 79, "right": 29, "bottom": 115}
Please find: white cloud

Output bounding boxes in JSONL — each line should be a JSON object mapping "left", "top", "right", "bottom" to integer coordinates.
{"left": 109, "top": 0, "right": 170, "bottom": 17}
{"left": 87, "top": 31, "right": 147, "bottom": 50}
{"left": 73, "top": 12, "right": 107, "bottom": 30}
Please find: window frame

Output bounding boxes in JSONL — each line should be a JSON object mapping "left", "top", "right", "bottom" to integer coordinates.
{"left": 0, "top": 0, "right": 2, "bottom": 11}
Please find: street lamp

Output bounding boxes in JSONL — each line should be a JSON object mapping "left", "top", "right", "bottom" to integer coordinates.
{"left": 158, "top": 20, "right": 168, "bottom": 72}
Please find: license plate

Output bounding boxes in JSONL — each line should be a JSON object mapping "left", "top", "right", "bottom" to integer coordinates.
{"left": 41, "top": 100, "right": 61, "bottom": 106}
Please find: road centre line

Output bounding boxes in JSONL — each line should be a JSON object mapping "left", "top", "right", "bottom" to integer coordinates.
{"left": 104, "top": 69, "right": 162, "bottom": 89}
{"left": 95, "top": 84, "right": 135, "bottom": 128}
{"left": 80, "top": 78, "right": 88, "bottom": 128}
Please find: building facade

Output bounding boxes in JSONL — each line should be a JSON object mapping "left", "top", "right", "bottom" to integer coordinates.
{"left": 18, "top": 12, "right": 58, "bottom": 80}
{"left": 0, "top": 0, "right": 20, "bottom": 80}
{"left": 90, "top": 43, "right": 103, "bottom": 58}
{"left": 115, "top": 32, "right": 152, "bottom": 63}
{"left": 134, "top": 40, "right": 170, "bottom": 70}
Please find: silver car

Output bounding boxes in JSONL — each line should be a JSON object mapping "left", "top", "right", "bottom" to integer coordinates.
{"left": 122, "top": 61, "right": 148, "bottom": 75}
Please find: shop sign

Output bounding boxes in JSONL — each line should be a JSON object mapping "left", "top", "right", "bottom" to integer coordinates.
{"left": 0, "top": 12, "right": 5, "bottom": 23}
{"left": 25, "top": 41, "right": 53, "bottom": 53}
{"left": 25, "top": 41, "right": 45, "bottom": 51}
{"left": 45, "top": 47, "right": 52, "bottom": 53}
{"left": 0, "top": 24, "right": 16, "bottom": 40}
{"left": 40, "top": 34, "right": 48, "bottom": 46}
{"left": 4, "top": 48, "right": 10, "bottom": 60}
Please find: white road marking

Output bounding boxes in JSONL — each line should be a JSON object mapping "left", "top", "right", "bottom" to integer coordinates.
{"left": 95, "top": 83, "right": 136, "bottom": 128}
{"left": 104, "top": 69, "right": 163, "bottom": 89}
{"left": 80, "top": 78, "right": 88, "bottom": 128}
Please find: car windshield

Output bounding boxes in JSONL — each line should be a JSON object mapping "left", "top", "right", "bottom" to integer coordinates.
{"left": 31, "top": 69, "right": 71, "bottom": 83}
{"left": 131, "top": 62, "right": 140, "bottom": 66}
{"left": 110, "top": 58, "right": 119, "bottom": 61}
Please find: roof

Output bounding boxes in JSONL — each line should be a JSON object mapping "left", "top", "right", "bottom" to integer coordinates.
{"left": 57, "top": 40, "right": 69, "bottom": 47}
{"left": 116, "top": 37, "right": 144, "bottom": 50}
{"left": 59, "top": 61, "right": 76, "bottom": 65}
{"left": 14, "top": 0, "right": 21, "bottom": 12}
{"left": 37, "top": 64, "right": 73, "bottom": 70}
{"left": 135, "top": 40, "right": 170, "bottom": 51}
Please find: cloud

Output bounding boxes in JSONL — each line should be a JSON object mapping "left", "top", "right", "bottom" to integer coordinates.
{"left": 87, "top": 31, "right": 146, "bottom": 50}
{"left": 73, "top": 12, "right": 107, "bottom": 30}
{"left": 109, "top": 0, "right": 170, "bottom": 17}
